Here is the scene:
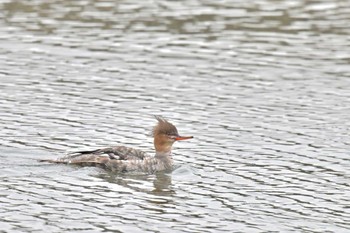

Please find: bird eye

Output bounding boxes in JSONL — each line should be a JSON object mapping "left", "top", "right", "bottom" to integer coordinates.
{"left": 168, "top": 134, "right": 177, "bottom": 139}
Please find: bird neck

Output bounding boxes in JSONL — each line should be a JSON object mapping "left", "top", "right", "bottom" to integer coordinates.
{"left": 155, "top": 150, "right": 172, "bottom": 159}
{"left": 154, "top": 135, "right": 173, "bottom": 158}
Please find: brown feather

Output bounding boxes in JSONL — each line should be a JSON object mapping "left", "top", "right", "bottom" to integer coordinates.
{"left": 153, "top": 116, "right": 179, "bottom": 136}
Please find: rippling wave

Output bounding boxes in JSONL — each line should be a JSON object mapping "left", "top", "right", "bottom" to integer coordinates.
{"left": 0, "top": 0, "right": 349, "bottom": 232}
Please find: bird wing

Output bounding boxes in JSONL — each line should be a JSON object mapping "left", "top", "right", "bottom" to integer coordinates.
{"left": 39, "top": 146, "right": 155, "bottom": 172}
{"left": 55, "top": 146, "right": 149, "bottom": 163}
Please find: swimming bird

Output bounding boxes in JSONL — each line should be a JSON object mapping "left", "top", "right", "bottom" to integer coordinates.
{"left": 40, "top": 116, "right": 193, "bottom": 173}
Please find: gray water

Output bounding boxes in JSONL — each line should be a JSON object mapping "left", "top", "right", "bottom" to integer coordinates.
{"left": 1, "top": 0, "right": 350, "bottom": 232}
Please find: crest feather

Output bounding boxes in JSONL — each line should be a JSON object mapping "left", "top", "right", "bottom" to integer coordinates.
{"left": 153, "top": 116, "right": 179, "bottom": 136}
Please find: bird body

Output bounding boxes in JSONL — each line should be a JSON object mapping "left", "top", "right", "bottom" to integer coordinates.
{"left": 40, "top": 116, "right": 193, "bottom": 173}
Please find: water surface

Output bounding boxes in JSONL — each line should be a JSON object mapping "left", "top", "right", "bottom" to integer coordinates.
{"left": 1, "top": 0, "right": 350, "bottom": 232}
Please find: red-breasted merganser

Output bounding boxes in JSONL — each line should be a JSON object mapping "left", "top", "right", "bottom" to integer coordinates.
{"left": 40, "top": 116, "right": 193, "bottom": 173}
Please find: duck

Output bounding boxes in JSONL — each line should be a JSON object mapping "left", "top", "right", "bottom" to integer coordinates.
{"left": 40, "top": 116, "right": 193, "bottom": 173}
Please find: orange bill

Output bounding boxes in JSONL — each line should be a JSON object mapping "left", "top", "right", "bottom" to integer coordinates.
{"left": 175, "top": 136, "right": 194, "bottom": 141}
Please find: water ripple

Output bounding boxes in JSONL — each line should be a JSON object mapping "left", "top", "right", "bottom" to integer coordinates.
{"left": 1, "top": 0, "right": 350, "bottom": 232}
